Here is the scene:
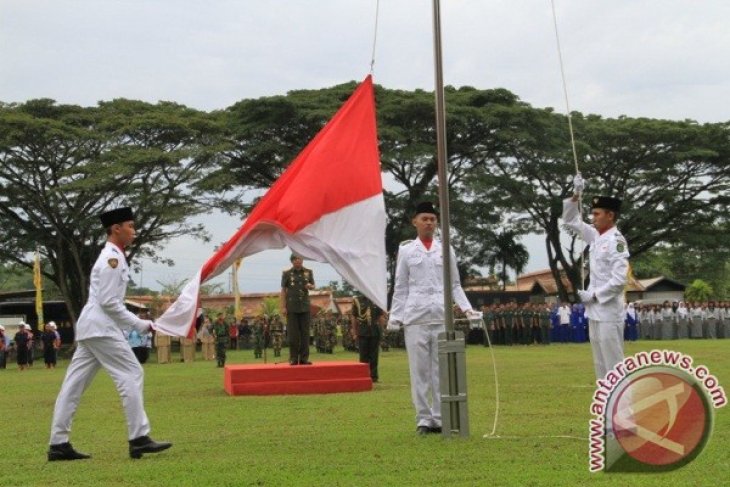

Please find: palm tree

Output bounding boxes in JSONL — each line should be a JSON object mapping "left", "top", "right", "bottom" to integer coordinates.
{"left": 486, "top": 231, "right": 529, "bottom": 291}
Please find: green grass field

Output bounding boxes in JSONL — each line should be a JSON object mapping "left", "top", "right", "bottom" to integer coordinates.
{"left": 1, "top": 340, "right": 728, "bottom": 487}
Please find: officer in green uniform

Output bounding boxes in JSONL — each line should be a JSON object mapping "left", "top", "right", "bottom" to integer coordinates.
{"left": 281, "top": 253, "right": 315, "bottom": 365}
{"left": 270, "top": 316, "right": 284, "bottom": 358}
{"left": 350, "top": 293, "right": 384, "bottom": 382}
{"left": 212, "top": 313, "right": 228, "bottom": 368}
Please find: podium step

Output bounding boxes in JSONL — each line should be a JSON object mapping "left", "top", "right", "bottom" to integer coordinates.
{"left": 224, "top": 361, "right": 373, "bottom": 396}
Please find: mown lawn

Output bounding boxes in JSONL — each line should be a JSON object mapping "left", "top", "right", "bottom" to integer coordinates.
{"left": 1, "top": 339, "right": 727, "bottom": 486}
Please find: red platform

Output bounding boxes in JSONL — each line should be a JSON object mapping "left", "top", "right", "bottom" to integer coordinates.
{"left": 224, "top": 361, "right": 373, "bottom": 396}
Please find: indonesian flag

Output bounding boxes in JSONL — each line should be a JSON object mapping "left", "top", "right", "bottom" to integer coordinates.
{"left": 154, "top": 76, "right": 387, "bottom": 337}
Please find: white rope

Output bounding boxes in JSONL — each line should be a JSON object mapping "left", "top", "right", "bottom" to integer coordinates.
{"left": 369, "top": 0, "right": 381, "bottom": 74}
{"left": 457, "top": 318, "right": 588, "bottom": 441}
{"left": 549, "top": 0, "right": 585, "bottom": 290}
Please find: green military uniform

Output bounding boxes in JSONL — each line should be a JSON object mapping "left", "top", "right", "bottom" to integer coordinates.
{"left": 253, "top": 321, "right": 264, "bottom": 359}
{"left": 484, "top": 310, "right": 495, "bottom": 347}
{"left": 212, "top": 321, "right": 228, "bottom": 367}
{"left": 530, "top": 308, "right": 540, "bottom": 344}
{"left": 282, "top": 264, "right": 314, "bottom": 365}
{"left": 324, "top": 315, "right": 337, "bottom": 354}
{"left": 503, "top": 309, "right": 513, "bottom": 346}
{"left": 341, "top": 315, "right": 357, "bottom": 352}
{"left": 270, "top": 317, "right": 284, "bottom": 357}
{"left": 313, "top": 316, "right": 325, "bottom": 353}
{"left": 540, "top": 309, "right": 551, "bottom": 345}
{"left": 351, "top": 295, "right": 383, "bottom": 382}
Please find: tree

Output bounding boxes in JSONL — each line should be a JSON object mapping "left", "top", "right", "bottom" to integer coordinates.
{"left": 485, "top": 231, "right": 529, "bottom": 290}
{"left": 472, "top": 108, "right": 730, "bottom": 301}
{"left": 260, "top": 297, "right": 281, "bottom": 319}
{"left": 0, "top": 99, "right": 220, "bottom": 321}
{"left": 632, "top": 221, "right": 730, "bottom": 299}
{"left": 685, "top": 279, "right": 714, "bottom": 302}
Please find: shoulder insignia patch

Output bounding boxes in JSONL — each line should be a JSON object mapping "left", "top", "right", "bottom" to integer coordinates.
{"left": 108, "top": 258, "right": 119, "bottom": 269}
{"left": 616, "top": 242, "right": 625, "bottom": 253}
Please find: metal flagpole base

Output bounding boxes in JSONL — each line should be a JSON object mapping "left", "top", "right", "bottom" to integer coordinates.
{"left": 438, "top": 331, "right": 469, "bottom": 437}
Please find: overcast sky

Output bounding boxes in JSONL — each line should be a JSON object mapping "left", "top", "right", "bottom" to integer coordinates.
{"left": 2, "top": 1, "right": 728, "bottom": 293}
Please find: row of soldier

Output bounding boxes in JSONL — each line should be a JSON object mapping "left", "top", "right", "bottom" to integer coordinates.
{"left": 143, "top": 299, "right": 730, "bottom": 366}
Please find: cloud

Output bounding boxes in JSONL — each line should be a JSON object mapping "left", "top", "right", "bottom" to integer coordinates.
{"left": 3, "top": 0, "right": 727, "bottom": 290}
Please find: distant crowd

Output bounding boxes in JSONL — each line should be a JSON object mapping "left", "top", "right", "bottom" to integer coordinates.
{"left": 473, "top": 300, "right": 730, "bottom": 346}
{"left": 2, "top": 300, "right": 727, "bottom": 371}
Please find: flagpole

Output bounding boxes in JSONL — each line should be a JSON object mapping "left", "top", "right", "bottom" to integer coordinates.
{"left": 432, "top": 0, "right": 469, "bottom": 437}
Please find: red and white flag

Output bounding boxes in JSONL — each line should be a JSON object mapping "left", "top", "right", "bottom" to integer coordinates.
{"left": 154, "top": 76, "right": 387, "bottom": 337}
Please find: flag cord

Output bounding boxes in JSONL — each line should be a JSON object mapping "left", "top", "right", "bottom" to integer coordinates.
{"left": 549, "top": 0, "right": 585, "bottom": 290}
{"left": 369, "top": 0, "right": 381, "bottom": 73}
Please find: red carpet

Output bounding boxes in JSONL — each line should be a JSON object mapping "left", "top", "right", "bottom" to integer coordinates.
{"left": 224, "top": 361, "right": 373, "bottom": 396}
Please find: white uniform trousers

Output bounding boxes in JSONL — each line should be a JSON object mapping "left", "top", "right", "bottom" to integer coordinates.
{"left": 589, "top": 320, "right": 624, "bottom": 381}
{"left": 50, "top": 337, "right": 151, "bottom": 444}
{"left": 404, "top": 324, "right": 444, "bottom": 428}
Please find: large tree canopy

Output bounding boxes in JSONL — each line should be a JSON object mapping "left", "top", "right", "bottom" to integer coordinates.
{"left": 3, "top": 83, "right": 728, "bottom": 316}
{"left": 0, "top": 98, "right": 220, "bottom": 320}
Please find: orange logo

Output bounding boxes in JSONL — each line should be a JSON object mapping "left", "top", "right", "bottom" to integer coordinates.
{"left": 610, "top": 370, "right": 711, "bottom": 468}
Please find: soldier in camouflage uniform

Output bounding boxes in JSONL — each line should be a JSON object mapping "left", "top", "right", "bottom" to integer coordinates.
{"left": 323, "top": 311, "right": 337, "bottom": 354}
{"left": 313, "top": 314, "right": 325, "bottom": 353}
{"left": 253, "top": 318, "right": 264, "bottom": 359}
{"left": 502, "top": 303, "right": 514, "bottom": 345}
{"left": 350, "top": 293, "right": 384, "bottom": 382}
{"left": 270, "top": 316, "right": 284, "bottom": 358}
{"left": 211, "top": 313, "right": 228, "bottom": 368}
{"left": 281, "top": 254, "right": 315, "bottom": 365}
{"left": 540, "top": 304, "right": 551, "bottom": 345}
{"left": 483, "top": 305, "right": 495, "bottom": 347}
{"left": 341, "top": 312, "right": 357, "bottom": 352}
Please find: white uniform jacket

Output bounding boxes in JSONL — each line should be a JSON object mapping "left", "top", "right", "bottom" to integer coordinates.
{"left": 389, "top": 238, "right": 472, "bottom": 326}
{"left": 74, "top": 242, "right": 151, "bottom": 341}
{"left": 562, "top": 198, "right": 630, "bottom": 323}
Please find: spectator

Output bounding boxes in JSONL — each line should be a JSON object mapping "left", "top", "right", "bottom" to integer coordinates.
{"left": 676, "top": 302, "right": 689, "bottom": 339}
{"left": 228, "top": 321, "right": 239, "bottom": 350}
{"left": 42, "top": 322, "right": 61, "bottom": 369}
{"left": 0, "top": 325, "right": 7, "bottom": 369}
{"left": 14, "top": 322, "right": 32, "bottom": 371}
{"left": 558, "top": 302, "right": 571, "bottom": 343}
{"left": 198, "top": 316, "right": 215, "bottom": 361}
{"left": 689, "top": 302, "right": 704, "bottom": 339}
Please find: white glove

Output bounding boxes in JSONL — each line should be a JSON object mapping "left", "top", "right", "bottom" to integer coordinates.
{"left": 573, "top": 173, "right": 585, "bottom": 195}
{"left": 465, "top": 310, "right": 483, "bottom": 320}
{"left": 577, "top": 290, "right": 594, "bottom": 303}
{"left": 386, "top": 320, "right": 402, "bottom": 332}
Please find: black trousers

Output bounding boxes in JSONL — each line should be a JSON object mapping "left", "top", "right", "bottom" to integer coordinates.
{"left": 288, "top": 311, "right": 311, "bottom": 363}
{"left": 132, "top": 347, "right": 149, "bottom": 364}
{"left": 358, "top": 336, "right": 380, "bottom": 380}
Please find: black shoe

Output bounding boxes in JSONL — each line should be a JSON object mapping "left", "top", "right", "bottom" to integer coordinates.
{"left": 300, "top": 360, "right": 312, "bottom": 365}
{"left": 48, "top": 442, "right": 91, "bottom": 461}
{"left": 129, "top": 436, "right": 172, "bottom": 459}
{"left": 429, "top": 426, "right": 442, "bottom": 434}
{"left": 416, "top": 426, "right": 430, "bottom": 436}
{"left": 289, "top": 360, "right": 298, "bottom": 366}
